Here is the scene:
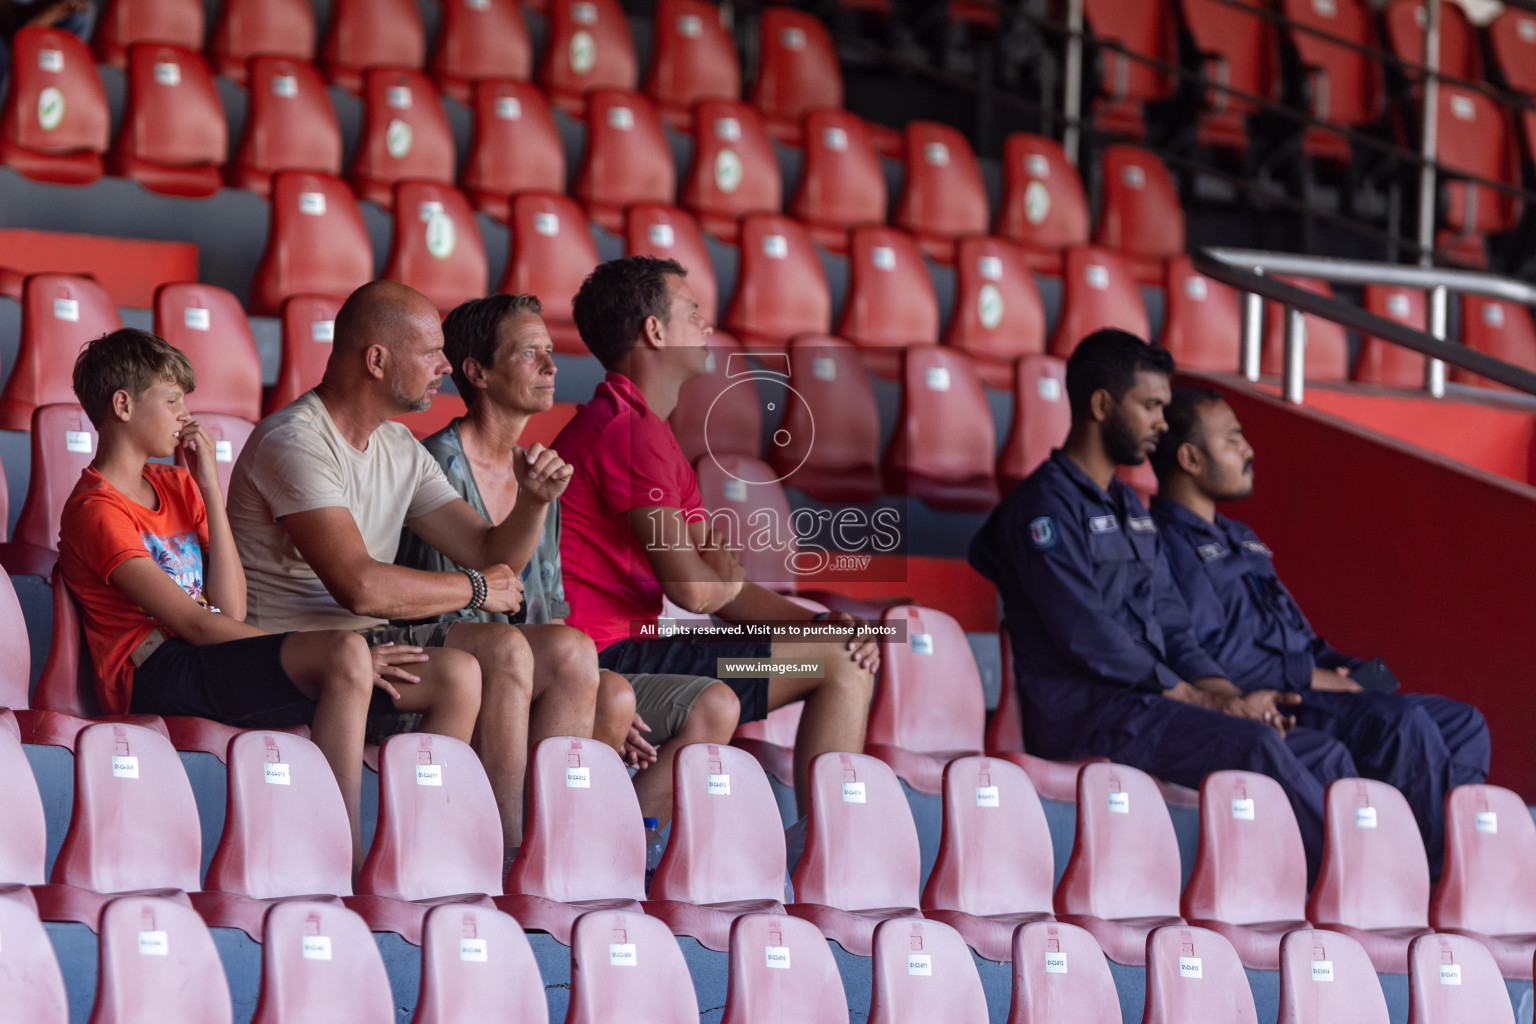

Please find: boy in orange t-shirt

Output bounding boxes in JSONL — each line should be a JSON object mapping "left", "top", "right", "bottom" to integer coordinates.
{"left": 57, "top": 328, "right": 482, "bottom": 871}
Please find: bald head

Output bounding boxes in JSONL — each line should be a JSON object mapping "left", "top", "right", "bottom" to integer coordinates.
{"left": 332, "top": 280, "right": 440, "bottom": 359}
{"left": 318, "top": 280, "right": 452, "bottom": 423}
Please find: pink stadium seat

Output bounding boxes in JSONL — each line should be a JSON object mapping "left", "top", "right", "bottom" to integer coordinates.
{"left": 1260, "top": 277, "right": 1350, "bottom": 381}
{"left": 997, "top": 355, "right": 1070, "bottom": 493}
{"left": 790, "top": 108, "right": 888, "bottom": 254}
{"left": 787, "top": 751, "right": 922, "bottom": 957}
{"left": 410, "top": 905, "right": 548, "bottom": 1024}
{"left": 462, "top": 79, "right": 566, "bottom": 222}
{"left": 749, "top": 7, "right": 842, "bottom": 144}
{"left": 1055, "top": 762, "right": 1185, "bottom": 965}
{"left": 894, "top": 121, "right": 989, "bottom": 264}
{"left": 0, "top": 722, "right": 45, "bottom": 912}
{"left": 720, "top": 913, "right": 848, "bottom": 1024}
{"left": 172, "top": 412, "right": 254, "bottom": 496}
{"left": 320, "top": 0, "right": 426, "bottom": 93}
{"left": 226, "top": 55, "right": 342, "bottom": 196}
{"left": 682, "top": 99, "right": 783, "bottom": 243}
{"left": 250, "top": 902, "right": 394, "bottom": 1024}
{"left": 1080, "top": 0, "right": 1178, "bottom": 140}
{"left": 644, "top": 0, "right": 741, "bottom": 130}
{"left": 1488, "top": 9, "right": 1536, "bottom": 97}
{"left": 694, "top": 455, "right": 799, "bottom": 590}
{"left": 0, "top": 897, "right": 67, "bottom": 1021}
{"left": 89, "top": 896, "right": 231, "bottom": 1023}
{"left": 1353, "top": 284, "right": 1426, "bottom": 388}
{"left": 668, "top": 331, "right": 759, "bottom": 463}
{"left": 1048, "top": 246, "right": 1149, "bottom": 359}
{"left": 995, "top": 133, "right": 1089, "bottom": 276}
{"left": 1429, "top": 784, "right": 1536, "bottom": 979}
{"left": 208, "top": 0, "right": 315, "bottom": 82}
{"left": 1277, "top": 928, "right": 1390, "bottom": 1024}
{"left": 249, "top": 170, "right": 373, "bottom": 317}
{"left": 1093, "top": 144, "right": 1184, "bottom": 286}
{"left": 153, "top": 282, "right": 262, "bottom": 421}
{"left": 921, "top": 756, "right": 1054, "bottom": 962}
{"left": 108, "top": 43, "right": 224, "bottom": 197}
{"left": 350, "top": 68, "right": 455, "bottom": 208}
{"left": 882, "top": 346, "right": 999, "bottom": 512}
{"left": 93, "top": 0, "right": 204, "bottom": 67}
{"left": 722, "top": 214, "right": 830, "bottom": 350}
{"left": 1383, "top": 0, "right": 1480, "bottom": 84}
{"left": 1406, "top": 933, "right": 1515, "bottom": 1024}
{"left": 730, "top": 701, "right": 803, "bottom": 790}
{"left": 266, "top": 294, "right": 340, "bottom": 415}
{"left": 944, "top": 235, "right": 1047, "bottom": 388}
{"left": 1430, "top": 84, "right": 1520, "bottom": 269}
{"left": 1142, "top": 924, "right": 1259, "bottom": 1024}
{"left": 1181, "top": 771, "right": 1310, "bottom": 970}
{"left": 500, "top": 737, "right": 646, "bottom": 945}
{"left": 0, "top": 274, "right": 122, "bottom": 431}
{"left": 835, "top": 225, "right": 939, "bottom": 378}
{"left": 498, "top": 190, "right": 601, "bottom": 354}
{"left": 1306, "top": 777, "right": 1431, "bottom": 974}
{"left": 538, "top": 0, "right": 638, "bottom": 116}
{"left": 1159, "top": 254, "right": 1240, "bottom": 373}
{"left": 867, "top": 918, "right": 989, "bottom": 1024}
{"left": 1177, "top": 0, "right": 1281, "bottom": 155}
{"left": 12, "top": 405, "right": 98, "bottom": 559}
{"left": 574, "top": 89, "right": 676, "bottom": 234}
{"left": 0, "top": 28, "right": 110, "bottom": 185}
{"left": 1007, "top": 921, "right": 1122, "bottom": 1023}
{"left": 625, "top": 204, "right": 718, "bottom": 322}
{"left": 1278, "top": 0, "right": 1384, "bottom": 166}
{"left": 380, "top": 181, "right": 489, "bottom": 314}
{"left": 565, "top": 909, "right": 698, "bottom": 1023}
{"left": 645, "top": 743, "right": 787, "bottom": 952}
{"left": 768, "top": 334, "right": 882, "bottom": 504}
{"left": 1455, "top": 296, "right": 1536, "bottom": 391}
{"left": 429, "top": 0, "right": 533, "bottom": 105}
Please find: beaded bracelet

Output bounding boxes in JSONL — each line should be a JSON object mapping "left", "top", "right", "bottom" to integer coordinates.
{"left": 460, "top": 566, "right": 488, "bottom": 612}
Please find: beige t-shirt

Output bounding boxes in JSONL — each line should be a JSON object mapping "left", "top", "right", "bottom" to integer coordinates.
{"left": 227, "top": 391, "right": 461, "bottom": 631}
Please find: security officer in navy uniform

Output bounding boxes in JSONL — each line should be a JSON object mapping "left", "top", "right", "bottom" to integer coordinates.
{"left": 1149, "top": 386, "right": 1490, "bottom": 876}
{"left": 969, "top": 329, "right": 1356, "bottom": 879}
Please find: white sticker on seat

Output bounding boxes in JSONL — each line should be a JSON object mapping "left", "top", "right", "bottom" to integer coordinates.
{"left": 1038, "top": 377, "right": 1061, "bottom": 401}
{"left": 1312, "top": 0, "right": 1336, "bottom": 16}
{"left": 1355, "top": 806, "right": 1377, "bottom": 829}
{"left": 37, "top": 86, "right": 64, "bottom": 131}
{"left": 573, "top": 1, "right": 598, "bottom": 24}
{"left": 607, "top": 105, "right": 634, "bottom": 131}
{"left": 842, "top": 781, "right": 866, "bottom": 803}
{"left": 1483, "top": 304, "right": 1505, "bottom": 327}
{"left": 907, "top": 954, "right": 932, "bottom": 976}
{"left": 264, "top": 762, "right": 290, "bottom": 785}
{"left": 648, "top": 223, "right": 675, "bottom": 248}
{"left": 782, "top": 27, "right": 806, "bottom": 49}
{"left": 386, "top": 118, "right": 414, "bottom": 159}
{"left": 425, "top": 211, "right": 457, "bottom": 260}
{"left": 976, "top": 785, "right": 999, "bottom": 808}
{"left": 302, "top": 935, "right": 331, "bottom": 960}
{"left": 570, "top": 30, "right": 597, "bottom": 74}
{"left": 1231, "top": 797, "right": 1255, "bottom": 820}
{"left": 566, "top": 766, "right": 591, "bottom": 788}
{"left": 1023, "top": 181, "right": 1051, "bottom": 225}
{"left": 460, "top": 938, "right": 488, "bottom": 962}
{"left": 911, "top": 633, "right": 933, "bottom": 654}
{"left": 714, "top": 148, "right": 744, "bottom": 193}
{"left": 1107, "top": 791, "right": 1129, "bottom": 814}
{"left": 823, "top": 126, "right": 847, "bottom": 151}
{"left": 1522, "top": 18, "right": 1536, "bottom": 43}
{"left": 609, "top": 943, "right": 637, "bottom": 966}
{"left": 924, "top": 142, "right": 950, "bottom": 167}
{"left": 54, "top": 297, "right": 78, "bottom": 321}
{"left": 299, "top": 192, "right": 326, "bottom": 215}
{"left": 495, "top": 96, "right": 523, "bottom": 120}
{"left": 1387, "top": 293, "right": 1410, "bottom": 318}
{"left": 138, "top": 931, "right": 168, "bottom": 956}
{"left": 417, "top": 764, "right": 443, "bottom": 786}
{"left": 112, "top": 755, "right": 139, "bottom": 779}
{"left": 1185, "top": 276, "right": 1208, "bottom": 301}
{"left": 387, "top": 85, "right": 413, "bottom": 110}
{"left": 678, "top": 14, "right": 703, "bottom": 37}
{"left": 812, "top": 357, "right": 837, "bottom": 381}
{"left": 184, "top": 307, "right": 211, "bottom": 330}
{"left": 1179, "top": 955, "right": 1202, "bottom": 979}
{"left": 39, "top": 49, "right": 63, "bottom": 72}
{"left": 723, "top": 479, "right": 748, "bottom": 502}
{"left": 154, "top": 62, "right": 181, "bottom": 87}
{"left": 1440, "top": 963, "right": 1462, "bottom": 985}
{"left": 535, "top": 212, "right": 560, "bottom": 236}
{"left": 707, "top": 773, "right": 731, "bottom": 796}
{"left": 312, "top": 319, "right": 335, "bottom": 342}
{"left": 765, "top": 945, "right": 790, "bottom": 968}
{"left": 872, "top": 246, "right": 896, "bottom": 270}
{"left": 924, "top": 367, "right": 950, "bottom": 392}
{"left": 715, "top": 117, "right": 741, "bottom": 141}
{"left": 1121, "top": 165, "right": 1145, "bottom": 188}
{"left": 273, "top": 74, "right": 298, "bottom": 98}
{"left": 1026, "top": 153, "right": 1049, "bottom": 177}
{"left": 1476, "top": 810, "right": 1498, "bottom": 834}
{"left": 763, "top": 234, "right": 788, "bottom": 259}
{"left": 1311, "top": 959, "right": 1334, "bottom": 981}
{"left": 1045, "top": 951, "right": 1068, "bottom": 973}
{"left": 978, "top": 256, "right": 1003, "bottom": 280}
{"left": 418, "top": 200, "right": 443, "bottom": 221}
{"left": 978, "top": 283, "right": 1004, "bottom": 330}
{"left": 215, "top": 440, "right": 233, "bottom": 463}
{"left": 66, "top": 430, "right": 92, "bottom": 454}
{"left": 1451, "top": 96, "right": 1475, "bottom": 122}
{"left": 1085, "top": 264, "right": 1109, "bottom": 290}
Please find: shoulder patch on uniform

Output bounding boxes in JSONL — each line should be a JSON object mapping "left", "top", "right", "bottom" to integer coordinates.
{"left": 1088, "top": 515, "right": 1119, "bottom": 534}
{"left": 1196, "top": 542, "right": 1230, "bottom": 562}
{"left": 1029, "top": 516, "right": 1059, "bottom": 549}
{"left": 1127, "top": 516, "right": 1156, "bottom": 533}
{"left": 1241, "top": 540, "right": 1273, "bottom": 557}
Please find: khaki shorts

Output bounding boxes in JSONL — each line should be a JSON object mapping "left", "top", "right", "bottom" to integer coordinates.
{"left": 628, "top": 673, "right": 722, "bottom": 747}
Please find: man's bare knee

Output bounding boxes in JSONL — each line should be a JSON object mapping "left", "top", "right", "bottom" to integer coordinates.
{"left": 693, "top": 681, "right": 741, "bottom": 741}
{"left": 317, "top": 631, "right": 374, "bottom": 701}
{"left": 452, "top": 623, "right": 534, "bottom": 700}
{"left": 598, "top": 670, "right": 636, "bottom": 721}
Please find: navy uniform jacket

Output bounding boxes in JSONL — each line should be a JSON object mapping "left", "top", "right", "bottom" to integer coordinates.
{"left": 969, "top": 450, "right": 1228, "bottom": 751}
{"left": 1150, "top": 496, "right": 1355, "bottom": 693}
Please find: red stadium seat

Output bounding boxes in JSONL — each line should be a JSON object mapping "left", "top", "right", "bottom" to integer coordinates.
{"left": 1455, "top": 296, "right": 1536, "bottom": 391}
{"left": 1488, "top": 9, "right": 1536, "bottom": 97}
{"left": 226, "top": 55, "right": 342, "bottom": 197}
{"left": 720, "top": 913, "right": 847, "bottom": 1024}
{"left": 694, "top": 455, "right": 800, "bottom": 590}
{"left": 266, "top": 294, "right": 339, "bottom": 415}
{"left": 921, "top": 756, "right": 1054, "bottom": 962}
{"left": 0, "top": 27, "right": 110, "bottom": 185}
{"left": 1429, "top": 84, "right": 1520, "bottom": 269}
{"left": 90, "top": 896, "right": 231, "bottom": 1023}
{"left": 945, "top": 235, "right": 1046, "bottom": 388}
{"left": 565, "top": 910, "right": 698, "bottom": 1023}
{"left": 722, "top": 213, "right": 830, "bottom": 349}
{"left": 1142, "top": 924, "right": 1259, "bottom": 1024}
{"left": 645, "top": 743, "right": 787, "bottom": 952}
{"left": 864, "top": 605, "right": 985, "bottom": 793}
{"left": 538, "top": 0, "right": 638, "bottom": 116}
{"left": 1277, "top": 928, "right": 1390, "bottom": 1024}
{"left": 730, "top": 700, "right": 803, "bottom": 790}
{"left": 1177, "top": 0, "right": 1281, "bottom": 154}
{"left": 682, "top": 99, "right": 783, "bottom": 243}
{"left": 153, "top": 282, "right": 262, "bottom": 421}
{"left": 995, "top": 133, "right": 1089, "bottom": 275}
{"left": 998, "top": 355, "right": 1070, "bottom": 493}
{"left": 380, "top": 181, "right": 489, "bottom": 314}
{"left": 894, "top": 121, "right": 988, "bottom": 264}
{"left": 171, "top": 412, "right": 254, "bottom": 496}
{"left": 1048, "top": 247, "right": 1148, "bottom": 359}
{"left": 395, "top": 394, "right": 468, "bottom": 441}
{"left": 790, "top": 108, "right": 887, "bottom": 254}
{"left": 1382, "top": 0, "right": 1480, "bottom": 84}
{"left": 1159, "top": 254, "right": 1240, "bottom": 373}
{"left": 668, "top": 331, "right": 759, "bottom": 463}
{"left": 1007, "top": 921, "right": 1122, "bottom": 1023}
{"left": 462, "top": 80, "right": 566, "bottom": 222}
{"left": 1055, "top": 762, "right": 1185, "bottom": 965}
{"left": 1181, "top": 771, "right": 1310, "bottom": 970}
{"left": 574, "top": 88, "right": 676, "bottom": 234}
{"left": 787, "top": 751, "right": 922, "bottom": 956}
{"left": 1353, "top": 285, "right": 1426, "bottom": 388}
{"left": 0, "top": 721, "right": 45, "bottom": 910}
{"left": 1429, "top": 784, "right": 1536, "bottom": 980}
{"left": 1306, "top": 777, "right": 1431, "bottom": 974}
{"left": 500, "top": 737, "right": 645, "bottom": 945}
{"left": 867, "top": 918, "right": 989, "bottom": 1024}
{"left": 0, "top": 897, "right": 67, "bottom": 1020}
{"left": 498, "top": 190, "right": 601, "bottom": 354}
{"left": 249, "top": 170, "right": 373, "bottom": 316}
{"left": 0, "top": 274, "right": 121, "bottom": 431}
{"left": 1081, "top": 0, "right": 1178, "bottom": 140}
{"left": 1260, "top": 277, "right": 1349, "bottom": 381}
{"left": 320, "top": 0, "right": 425, "bottom": 93}
{"left": 208, "top": 0, "right": 315, "bottom": 82}
{"left": 1406, "top": 933, "right": 1515, "bottom": 1024}
{"left": 645, "top": 0, "right": 741, "bottom": 130}
{"left": 1278, "top": 0, "right": 1384, "bottom": 165}
{"left": 429, "top": 0, "right": 533, "bottom": 105}
{"left": 1093, "top": 144, "right": 1184, "bottom": 285}
{"left": 93, "top": 0, "right": 204, "bottom": 67}
{"left": 409, "top": 905, "right": 547, "bottom": 1024}
{"left": 350, "top": 68, "right": 455, "bottom": 208}
{"left": 882, "top": 346, "right": 999, "bottom": 512}
{"left": 11, "top": 406, "right": 97, "bottom": 559}
{"left": 625, "top": 204, "right": 718, "bottom": 322}
{"left": 769, "top": 334, "right": 882, "bottom": 504}
{"left": 250, "top": 902, "right": 394, "bottom": 1024}
{"left": 749, "top": 7, "right": 842, "bottom": 144}
{"left": 835, "top": 225, "right": 939, "bottom": 378}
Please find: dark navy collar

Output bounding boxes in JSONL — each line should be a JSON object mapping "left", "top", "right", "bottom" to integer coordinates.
{"left": 1049, "top": 448, "right": 1136, "bottom": 508}
{"left": 1150, "top": 495, "right": 1222, "bottom": 537}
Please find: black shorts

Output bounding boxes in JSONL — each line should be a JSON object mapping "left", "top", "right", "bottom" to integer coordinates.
{"left": 598, "top": 637, "right": 772, "bottom": 724}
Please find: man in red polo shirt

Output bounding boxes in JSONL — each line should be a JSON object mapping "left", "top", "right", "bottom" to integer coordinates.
{"left": 555, "top": 255, "right": 877, "bottom": 813}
